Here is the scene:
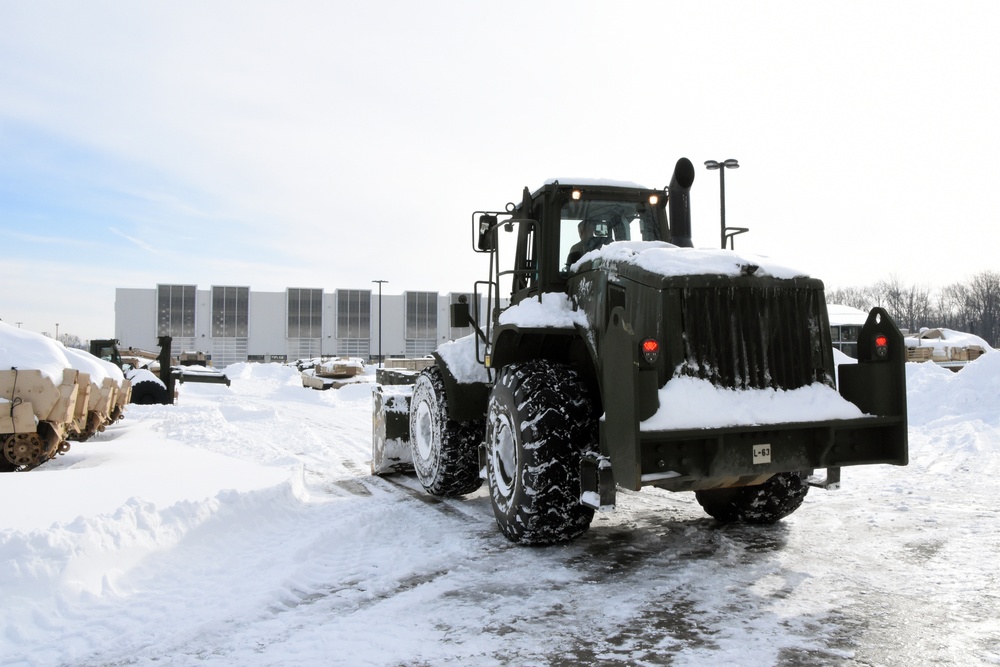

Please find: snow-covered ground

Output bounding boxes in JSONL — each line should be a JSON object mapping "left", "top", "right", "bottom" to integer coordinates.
{"left": 2, "top": 357, "right": 999, "bottom": 666}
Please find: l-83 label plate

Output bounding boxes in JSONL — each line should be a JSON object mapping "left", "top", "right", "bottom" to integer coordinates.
{"left": 753, "top": 444, "right": 771, "bottom": 464}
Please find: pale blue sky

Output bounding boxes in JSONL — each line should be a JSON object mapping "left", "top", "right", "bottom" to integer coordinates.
{"left": 2, "top": 1, "right": 998, "bottom": 340}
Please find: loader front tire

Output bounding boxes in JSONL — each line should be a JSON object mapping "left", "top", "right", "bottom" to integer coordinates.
{"left": 409, "top": 367, "right": 483, "bottom": 497}
{"left": 695, "top": 471, "right": 809, "bottom": 524}
{"left": 485, "top": 360, "right": 597, "bottom": 545}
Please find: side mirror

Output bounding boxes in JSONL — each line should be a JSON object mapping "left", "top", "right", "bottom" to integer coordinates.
{"left": 450, "top": 301, "right": 472, "bottom": 328}
{"left": 477, "top": 214, "right": 498, "bottom": 251}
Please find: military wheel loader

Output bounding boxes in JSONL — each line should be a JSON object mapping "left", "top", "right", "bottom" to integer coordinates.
{"left": 372, "top": 158, "right": 908, "bottom": 545}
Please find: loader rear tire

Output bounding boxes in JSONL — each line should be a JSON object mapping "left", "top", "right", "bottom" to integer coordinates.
{"left": 130, "top": 380, "right": 168, "bottom": 405}
{"left": 485, "top": 360, "right": 597, "bottom": 545}
{"left": 409, "top": 367, "right": 483, "bottom": 497}
{"left": 695, "top": 472, "right": 809, "bottom": 524}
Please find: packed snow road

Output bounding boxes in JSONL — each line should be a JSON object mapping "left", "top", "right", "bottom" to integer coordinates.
{"left": 2, "top": 360, "right": 999, "bottom": 666}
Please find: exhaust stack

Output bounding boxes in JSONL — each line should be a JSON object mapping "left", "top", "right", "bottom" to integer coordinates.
{"left": 668, "top": 157, "right": 695, "bottom": 248}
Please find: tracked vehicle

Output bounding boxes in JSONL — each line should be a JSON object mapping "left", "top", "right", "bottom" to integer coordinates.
{"left": 373, "top": 158, "right": 908, "bottom": 544}
{"left": 1, "top": 322, "right": 129, "bottom": 471}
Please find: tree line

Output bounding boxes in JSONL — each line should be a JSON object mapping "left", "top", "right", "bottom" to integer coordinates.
{"left": 827, "top": 270, "right": 1000, "bottom": 347}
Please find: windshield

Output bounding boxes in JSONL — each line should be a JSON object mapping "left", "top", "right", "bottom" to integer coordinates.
{"left": 560, "top": 198, "right": 661, "bottom": 272}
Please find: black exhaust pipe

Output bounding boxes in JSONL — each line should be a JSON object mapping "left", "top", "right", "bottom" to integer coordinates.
{"left": 668, "top": 157, "right": 695, "bottom": 248}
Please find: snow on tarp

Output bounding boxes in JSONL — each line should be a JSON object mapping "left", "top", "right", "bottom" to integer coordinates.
{"left": 1, "top": 321, "right": 127, "bottom": 388}
{"left": 497, "top": 292, "right": 588, "bottom": 328}
{"left": 0, "top": 320, "right": 73, "bottom": 381}
{"left": 436, "top": 334, "right": 489, "bottom": 384}
{"left": 571, "top": 241, "right": 809, "bottom": 279}
{"left": 905, "top": 327, "right": 995, "bottom": 353}
{"left": 63, "top": 346, "right": 126, "bottom": 387}
{"left": 640, "top": 377, "right": 866, "bottom": 431}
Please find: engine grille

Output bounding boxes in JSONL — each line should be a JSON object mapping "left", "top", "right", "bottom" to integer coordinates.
{"left": 676, "top": 284, "right": 830, "bottom": 391}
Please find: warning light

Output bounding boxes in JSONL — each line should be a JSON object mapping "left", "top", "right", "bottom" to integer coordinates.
{"left": 641, "top": 339, "right": 659, "bottom": 363}
{"left": 874, "top": 334, "right": 889, "bottom": 359}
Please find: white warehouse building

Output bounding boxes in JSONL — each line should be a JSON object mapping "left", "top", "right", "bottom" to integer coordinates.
{"left": 114, "top": 285, "right": 488, "bottom": 368}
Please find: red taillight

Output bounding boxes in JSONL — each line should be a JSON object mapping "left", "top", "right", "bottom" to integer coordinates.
{"left": 874, "top": 334, "right": 889, "bottom": 359}
{"left": 641, "top": 339, "right": 659, "bottom": 363}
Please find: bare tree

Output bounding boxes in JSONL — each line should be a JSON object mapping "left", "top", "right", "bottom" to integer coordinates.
{"left": 966, "top": 271, "right": 1000, "bottom": 345}
{"left": 829, "top": 274, "right": 996, "bottom": 346}
{"left": 826, "top": 285, "right": 878, "bottom": 312}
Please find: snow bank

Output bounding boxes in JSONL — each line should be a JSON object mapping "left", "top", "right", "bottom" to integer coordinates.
{"left": 641, "top": 378, "right": 865, "bottom": 431}
{"left": 906, "top": 352, "right": 1000, "bottom": 428}
{"left": 572, "top": 241, "right": 809, "bottom": 279}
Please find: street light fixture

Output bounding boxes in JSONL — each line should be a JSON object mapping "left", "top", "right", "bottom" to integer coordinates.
{"left": 704, "top": 159, "right": 748, "bottom": 249}
{"left": 372, "top": 280, "right": 387, "bottom": 368}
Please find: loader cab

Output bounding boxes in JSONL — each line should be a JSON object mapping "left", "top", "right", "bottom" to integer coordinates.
{"left": 558, "top": 190, "right": 666, "bottom": 273}
{"left": 476, "top": 181, "right": 670, "bottom": 310}
{"left": 524, "top": 181, "right": 669, "bottom": 293}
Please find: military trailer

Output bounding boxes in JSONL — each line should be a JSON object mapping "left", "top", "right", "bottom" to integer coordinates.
{"left": 372, "top": 158, "right": 908, "bottom": 545}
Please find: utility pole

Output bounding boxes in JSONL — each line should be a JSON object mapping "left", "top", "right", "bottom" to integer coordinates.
{"left": 372, "top": 280, "right": 387, "bottom": 367}
{"left": 704, "top": 159, "right": 748, "bottom": 249}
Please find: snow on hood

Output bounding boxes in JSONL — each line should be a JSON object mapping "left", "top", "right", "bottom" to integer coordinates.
{"left": 436, "top": 334, "right": 490, "bottom": 384}
{"left": 640, "top": 378, "right": 866, "bottom": 431}
{"left": 571, "top": 241, "right": 809, "bottom": 280}
{"left": 497, "top": 293, "right": 588, "bottom": 329}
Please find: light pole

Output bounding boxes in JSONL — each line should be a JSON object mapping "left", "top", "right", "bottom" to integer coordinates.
{"left": 372, "top": 280, "right": 387, "bottom": 367}
{"left": 55, "top": 323, "right": 59, "bottom": 342}
{"left": 704, "top": 159, "right": 747, "bottom": 249}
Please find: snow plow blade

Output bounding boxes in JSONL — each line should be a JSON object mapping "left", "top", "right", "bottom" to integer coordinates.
{"left": 371, "top": 383, "right": 414, "bottom": 475}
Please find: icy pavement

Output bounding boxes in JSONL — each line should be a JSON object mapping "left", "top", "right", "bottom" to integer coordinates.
{"left": 2, "top": 359, "right": 999, "bottom": 666}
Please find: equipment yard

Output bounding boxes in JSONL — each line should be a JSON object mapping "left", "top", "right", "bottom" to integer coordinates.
{"left": 2, "top": 358, "right": 998, "bottom": 666}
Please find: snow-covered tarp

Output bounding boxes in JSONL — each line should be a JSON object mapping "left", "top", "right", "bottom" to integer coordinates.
{"left": 905, "top": 327, "right": 994, "bottom": 355}
{"left": 0, "top": 320, "right": 73, "bottom": 381}
{"left": 1, "top": 321, "right": 128, "bottom": 389}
